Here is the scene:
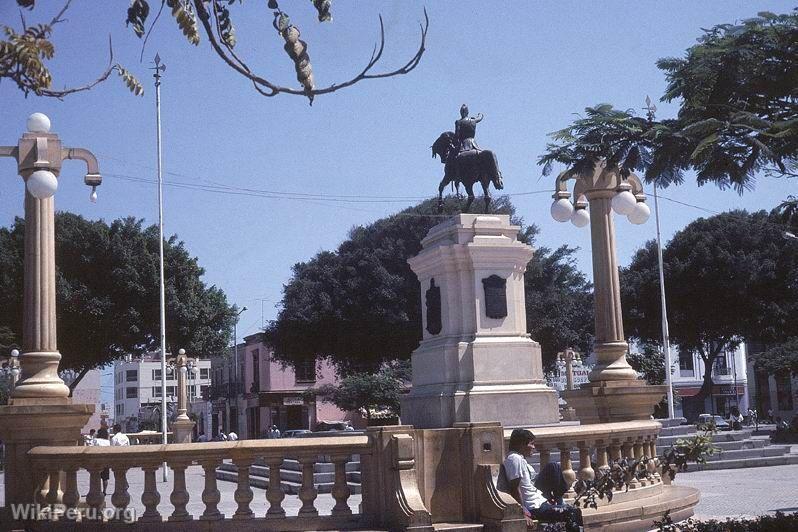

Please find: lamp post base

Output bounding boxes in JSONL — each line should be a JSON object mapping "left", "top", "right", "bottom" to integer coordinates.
{"left": 0, "top": 400, "right": 93, "bottom": 507}
{"left": 172, "top": 418, "right": 195, "bottom": 444}
{"left": 563, "top": 380, "right": 666, "bottom": 425}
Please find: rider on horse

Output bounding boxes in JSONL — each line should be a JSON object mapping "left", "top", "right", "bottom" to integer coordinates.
{"left": 455, "top": 104, "right": 483, "bottom": 154}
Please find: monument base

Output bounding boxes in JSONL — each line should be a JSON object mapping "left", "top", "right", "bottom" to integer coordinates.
{"left": 563, "top": 380, "right": 667, "bottom": 424}
{"left": 0, "top": 400, "right": 93, "bottom": 506}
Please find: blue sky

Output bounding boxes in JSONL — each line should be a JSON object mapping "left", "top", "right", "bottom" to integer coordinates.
{"left": 1, "top": 1, "right": 794, "bottom": 348}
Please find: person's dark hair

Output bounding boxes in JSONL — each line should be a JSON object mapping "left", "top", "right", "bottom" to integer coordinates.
{"left": 509, "top": 428, "right": 535, "bottom": 451}
{"left": 96, "top": 427, "right": 109, "bottom": 439}
{"left": 89, "top": 429, "right": 96, "bottom": 435}
{"left": 113, "top": 423, "right": 122, "bottom": 433}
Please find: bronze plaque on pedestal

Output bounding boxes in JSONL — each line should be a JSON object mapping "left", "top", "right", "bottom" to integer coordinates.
{"left": 482, "top": 275, "right": 507, "bottom": 319}
{"left": 426, "top": 278, "right": 442, "bottom": 335}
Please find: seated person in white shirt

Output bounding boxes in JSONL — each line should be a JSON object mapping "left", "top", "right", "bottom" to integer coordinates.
{"left": 502, "top": 428, "right": 583, "bottom": 532}
{"left": 110, "top": 424, "right": 131, "bottom": 446}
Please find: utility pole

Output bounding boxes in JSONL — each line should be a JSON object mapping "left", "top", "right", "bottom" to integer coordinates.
{"left": 152, "top": 54, "right": 169, "bottom": 481}
{"left": 645, "top": 96, "right": 675, "bottom": 420}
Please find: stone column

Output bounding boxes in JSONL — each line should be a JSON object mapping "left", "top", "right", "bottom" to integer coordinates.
{"left": 584, "top": 190, "right": 636, "bottom": 382}
{"left": 14, "top": 176, "right": 69, "bottom": 399}
{"left": 172, "top": 351, "right": 195, "bottom": 443}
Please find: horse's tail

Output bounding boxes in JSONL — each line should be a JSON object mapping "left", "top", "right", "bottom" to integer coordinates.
{"left": 481, "top": 150, "right": 503, "bottom": 189}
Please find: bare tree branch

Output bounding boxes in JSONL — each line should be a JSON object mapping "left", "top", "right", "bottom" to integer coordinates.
{"left": 192, "top": 0, "right": 428, "bottom": 100}
{"left": 38, "top": 35, "right": 117, "bottom": 99}
{"left": 48, "top": 0, "right": 73, "bottom": 28}
{"left": 139, "top": 0, "right": 166, "bottom": 63}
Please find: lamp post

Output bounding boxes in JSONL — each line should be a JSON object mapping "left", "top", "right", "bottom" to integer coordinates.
{"left": 551, "top": 161, "right": 666, "bottom": 423}
{"left": 557, "top": 348, "right": 582, "bottom": 392}
{"left": 169, "top": 348, "right": 196, "bottom": 443}
{"left": 1, "top": 349, "right": 21, "bottom": 395}
{"left": 231, "top": 306, "right": 247, "bottom": 433}
{"left": 0, "top": 113, "right": 101, "bottom": 399}
{"left": 0, "top": 114, "right": 97, "bottom": 508}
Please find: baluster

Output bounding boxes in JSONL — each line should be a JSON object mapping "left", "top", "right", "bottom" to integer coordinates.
{"left": 85, "top": 466, "right": 105, "bottom": 520}
{"left": 298, "top": 455, "right": 319, "bottom": 516}
{"left": 265, "top": 457, "right": 286, "bottom": 518}
{"left": 331, "top": 454, "right": 352, "bottom": 516}
{"left": 61, "top": 467, "right": 80, "bottom": 522}
{"left": 200, "top": 459, "right": 223, "bottom": 520}
{"left": 233, "top": 457, "right": 254, "bottom": 519}
{"left": 595, "top": 440, "right": 609, "bottom": 478}
{"left": 646, "top": 437, "right": 660, "bottom": 481}
{"left": 538, "top": 447, "right": 550, "bottom": 469}
{"left": 624, "top": 439, "right": 641, "bottom": 489}
{"left": 140, "top": 463, "right": 162, "bottom": 522}
{"left": 111, "top": 466, "right": 131, "bottom": 518}
{"left": 168, "top": 461, "right": 192, "bottom": 521}
{"left": 633, "top": 437, "right": 644, "bottom": 460}
{"left": 609, "top": 440, "right": 621, "bottom": 462}
{"left": 559, "top": 445, "right": 577, "bottom": 498}
{"left": 45, "top": 469, "right": 61, "bottom": 509}
{"left": 577, "top": 442, "right": 595, "bottom": 483}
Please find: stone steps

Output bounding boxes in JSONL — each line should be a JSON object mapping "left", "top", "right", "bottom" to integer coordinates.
{"left": 684, "top": 453, "right": 798, "bottom": 471}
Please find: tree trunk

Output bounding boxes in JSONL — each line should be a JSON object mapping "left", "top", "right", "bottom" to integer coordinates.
{"left": 67, "top": 367, "right": 91, "bottom": 396}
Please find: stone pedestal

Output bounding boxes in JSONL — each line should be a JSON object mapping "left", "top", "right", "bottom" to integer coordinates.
{"left": 401, "top": 214, "right": 558, "bottom": 428}
{"left": 0, "top": 400, "right": 93, "bottom": 506}
{"left": 171, "top": 418, "right": 195, "bottom": 444}
{"left": 563, "top": 380, "right": 667, "bottom": 424}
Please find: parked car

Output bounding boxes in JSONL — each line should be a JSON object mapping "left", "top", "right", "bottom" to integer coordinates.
{"left": 281, "top": 429, "right": 312, "bottom": 439}
{"left": 697, "top": 414, "right": 730, "bottom": 430}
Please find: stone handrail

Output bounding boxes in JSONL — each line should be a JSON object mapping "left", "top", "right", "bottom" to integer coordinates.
{"left": 504, "top": 420, "right": 663, "bottom": 498}
{"left": 26, "top": 435, "right": 387, "bottom": 529}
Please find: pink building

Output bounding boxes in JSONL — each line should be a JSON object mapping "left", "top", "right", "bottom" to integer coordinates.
{"left": 210, "top": 333, "right": 359, "bottom": 439}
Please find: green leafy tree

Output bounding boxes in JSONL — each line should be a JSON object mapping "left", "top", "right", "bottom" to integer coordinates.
{"left": 0, "top": 212, "right": 237, "bottom": 391}
{"left": 312, "top": 360, "right": 409, "bottom": 423}
{"left": 2, "top": 0, "right": 427, "bottom": 103}
{"left": 540, "top": 9, "right": 798, "bottom": 196}
{"left": 753, "top": 338, "right": 798, "bottom": 377}
{"left": 266, "top": 196, "right": 593, "bottom": 374}
{"left": 620, "top": 210, "right": 798, "bottom": 404}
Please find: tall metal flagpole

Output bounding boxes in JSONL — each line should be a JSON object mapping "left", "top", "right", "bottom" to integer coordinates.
{"left": 654, "top": 186, "right": 675, "bottom": 419}
{"left": 153, "top": 54, "right": 169, "bottom": 481}
{"left": 645, "top": 96, "right": 675, "bottom": 419}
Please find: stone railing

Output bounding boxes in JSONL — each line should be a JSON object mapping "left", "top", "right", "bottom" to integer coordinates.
{"left": 505, "top": 420, "right": 664, "bottom": 501}
{"left": 25, "top": 432, "right": 434, "bottom": 530}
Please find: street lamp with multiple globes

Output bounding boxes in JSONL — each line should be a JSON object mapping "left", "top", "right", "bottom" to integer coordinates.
{"left": 550, "top": 160, "right": 666, "bottom": 423}
{"left": 1, "top": 349, "right": 21, "bottom": 393}
{"left": 0, "top": 113, "right": 101, "bottom": 399}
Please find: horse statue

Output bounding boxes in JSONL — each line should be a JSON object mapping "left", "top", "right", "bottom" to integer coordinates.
{"left": 431, "top": 131, "right": 503, "bottom": 212}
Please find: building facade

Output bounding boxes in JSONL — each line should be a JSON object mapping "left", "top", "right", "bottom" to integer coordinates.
{"left": 746, "top": 341, "right": 797, "bottom": 423}
{"left": 671, "top": 344, "right": 749, "bottom": 421}
{"left": 112, "top": 353, "right": 212, "bottom": 431}
{"left": 209, "top": 333, "right": 354, "bottom": 439}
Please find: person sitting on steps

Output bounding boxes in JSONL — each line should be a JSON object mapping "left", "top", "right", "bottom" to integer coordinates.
{"left": 500, "top": 428, "right": 584, "bottom": 532}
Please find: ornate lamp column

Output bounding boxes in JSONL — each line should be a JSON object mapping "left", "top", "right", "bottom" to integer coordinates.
{"left": 0, "top": 113, "right": 96, "bottom": 507}
{"left": 0, "top": 113, "right": 101, "bottom": 399}
{"left": 550, "top": 160, "right": 665, "bottom": 423}
{"left": 170, "top": 349, "right": 196, "bottom": 443}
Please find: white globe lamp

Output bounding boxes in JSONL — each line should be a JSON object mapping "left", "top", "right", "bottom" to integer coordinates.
{"left": 611, "top": 190, "right": 636, "bottom": 215}
{"left": 26, "top": 170, "right": 58, "bottom": 199}
{"left": 570, "top": 208, "right": 590, "bottom": 228}
{"left": 628, "top": 201, "right": 651, "bottom": 225}
{"left": 26, "top": 113, "right": 51, "bottom": 133}
{"left": 550, "top": 198, "right": 574, "bottom": 222}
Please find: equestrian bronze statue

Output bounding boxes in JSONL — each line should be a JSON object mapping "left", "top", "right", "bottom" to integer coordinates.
{"left": 432, "top": 104, "right": 503, "bottom": 212}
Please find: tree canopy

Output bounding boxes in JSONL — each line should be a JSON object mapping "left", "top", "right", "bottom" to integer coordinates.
{"left": 0, "top": 212, "right": 237, "bottom": 390}
{"left": 265, "top": 196, "right": 594, "bottom": 374}
{"left": 621, "top": 210, "right": 798, "bottom": 400}
{"left": 2, "top": 0, "right": 427, "bottom": 103}
{"left": 540, "top": 9, "right": 798, "bottom": 194}
{"left": 753, "top": 337, "right": 798, "bottom": 377}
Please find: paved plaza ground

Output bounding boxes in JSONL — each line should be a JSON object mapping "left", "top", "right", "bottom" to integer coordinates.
{"left": 2, "top": 461, "right": 798, "bottom": 523}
